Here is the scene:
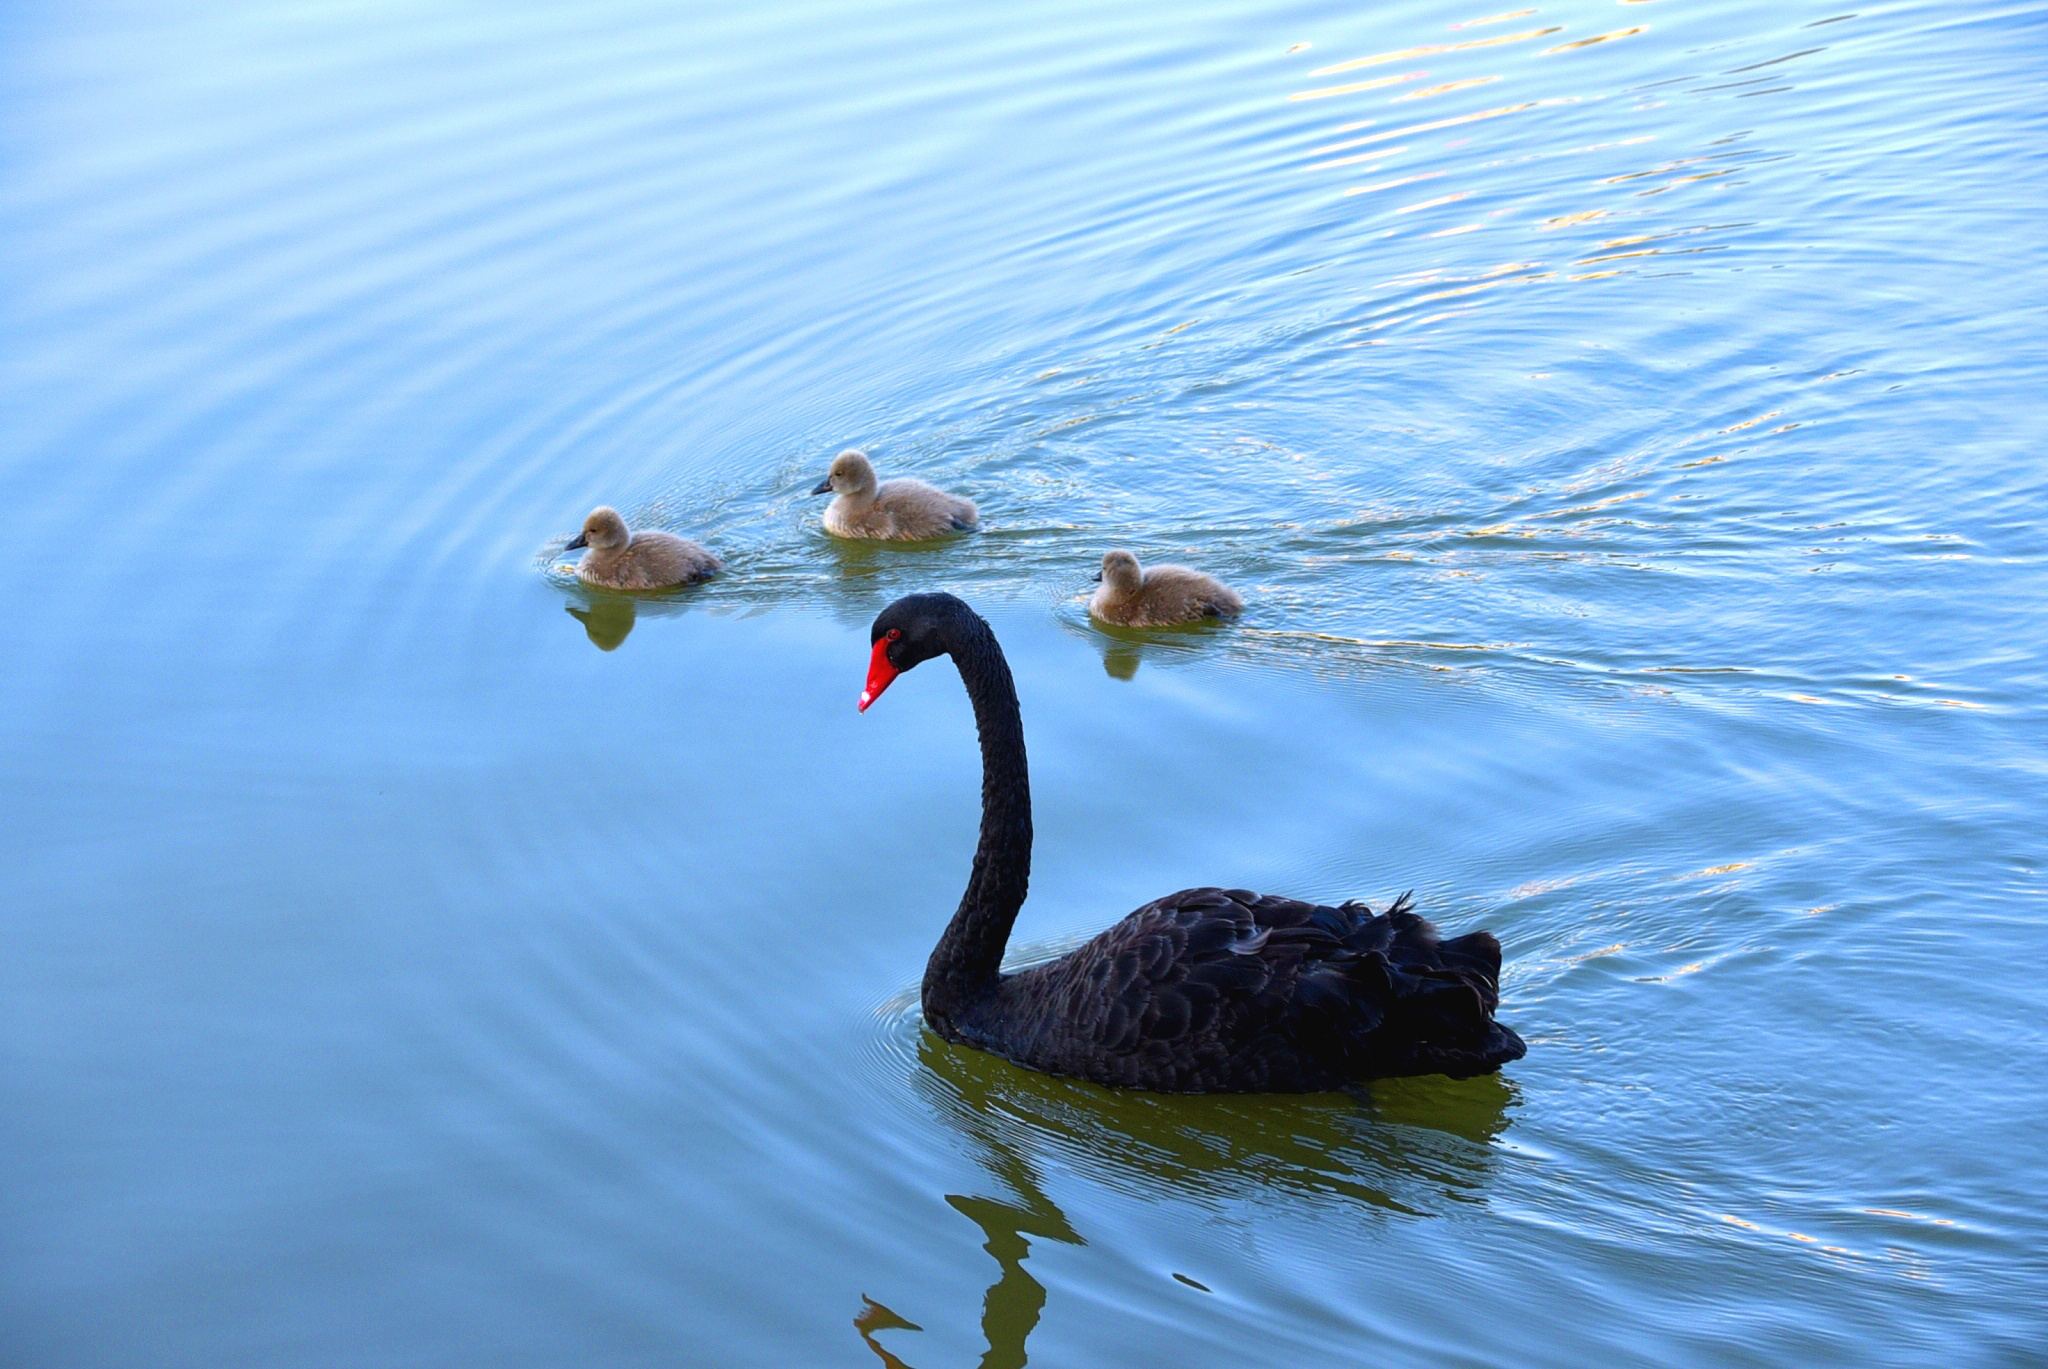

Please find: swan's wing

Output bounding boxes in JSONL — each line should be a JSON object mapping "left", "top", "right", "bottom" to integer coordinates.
{"left": 1007, "top": 887, "right": 1513, "bottom": 1089}
{"left": 1001, "top": 888, "right": 1350, "bottom": 1089}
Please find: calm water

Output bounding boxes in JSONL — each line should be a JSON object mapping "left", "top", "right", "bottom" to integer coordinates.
{"left": 3, "top": 0, "right": 2045, "bottom": 1363}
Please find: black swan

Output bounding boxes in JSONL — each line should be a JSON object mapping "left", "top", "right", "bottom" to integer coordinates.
{"left": 858, "top": 592, "right": 1526, "bottom": 1093}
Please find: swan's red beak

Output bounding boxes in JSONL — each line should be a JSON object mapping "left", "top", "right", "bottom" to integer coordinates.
{"left": 860, "top": 636, "right": 900, "bottom": 712}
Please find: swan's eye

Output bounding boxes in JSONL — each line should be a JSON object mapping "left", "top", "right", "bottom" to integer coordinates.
{"left": 886, "top": 628, "right": 901, "bottom": 642}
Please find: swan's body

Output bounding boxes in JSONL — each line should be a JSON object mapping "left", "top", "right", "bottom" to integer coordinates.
{"left": 812, "top": 449, "right": 977, "bottom": 541}
{"left": 860, "top": 592, "right": 1525, "bottom": 1093}
{"left": 1089, "top": 550, "right": 1242, "bottom": 627}
{"left": 566, "top": 506, "right": 721, "bottom": 590}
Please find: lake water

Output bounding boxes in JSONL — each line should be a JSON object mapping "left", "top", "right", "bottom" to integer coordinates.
{"left": 3, "top": 0, "right": 2044, "bottom": 1364}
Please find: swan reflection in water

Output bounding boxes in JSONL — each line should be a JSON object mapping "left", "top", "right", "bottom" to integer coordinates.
{"left": 858, "top": 1030, "right": 1516, "bottom": 1367}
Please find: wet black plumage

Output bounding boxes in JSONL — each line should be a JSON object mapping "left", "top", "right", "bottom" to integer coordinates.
{"left": 865, "top": 592, "right": 1526, "bottom": 1094}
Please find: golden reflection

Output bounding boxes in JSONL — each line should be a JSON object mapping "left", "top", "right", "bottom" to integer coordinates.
{"left": 1453, "top": 25, "right": 1563, "bottom": 48}
{"left": 1309, "top": 103, "right": 1536, "bottom": 157}
{"left": 1542, "top": 208, "right": 1608, "bottom": 228}
{"left": 1614, "top": 170, "right": 1737, "bottom": 198}
{"left": 1716, "top": 1209, "right": 1896, "bottom": 1267}
{"left": 1592, "top": 223, "right": 1727, "bottom": 250}
{"left": 1343, "top": 171, "right": 1445, "bottom": 196}
{"left": 1304, "top": 145, "right": 1407, "bottom": 171}
{"left": 1289, "top": 70, "right": 1429, "bottom": 101}
{"left": 1310, "top": 26, "right": 1560, "bottom": 76}
{"left": 1571, "top": 241, "right": 1725, "bottom": 264}
{"left": 1538, "top": 490, "right": 1648, "bottom": 519}
{"left": 1414, "top": 272, "right": 1545, "bottom": 302}
{"left": 1602, "top": 155, "right": 1722, "bottom": 182}
{"left": 1452, "top": 8, "right": 1536, "bottom": 26}
{"left": 1312, "top": 44, "right": 1448, "bottom": 74}
{"left": 1397, "top": 190, "right": 1469, "bottom": 213}
{"left": 1396, "top": 76, "right": 1502, "bottom": 101}
{"left": 1544, "top": 26, "right": 1645, "bottom": 52}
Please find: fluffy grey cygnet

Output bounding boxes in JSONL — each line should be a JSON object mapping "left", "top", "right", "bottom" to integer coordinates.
{"left": 809, "top": 449, "right": 978, "bottom": 541}
{"left": 564, "top": 506, "right": 722, "bottom": 590}
{"left": 1088, "top": 550, "right": 1243, "bottom": 627}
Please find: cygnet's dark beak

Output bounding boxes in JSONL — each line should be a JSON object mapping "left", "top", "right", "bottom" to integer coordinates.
{"left": 1091, "top": 569, "right": 1102, "bottom": 582}
{"left": 565, "top": 531, "right": 589, "bottom": 551}
{"left": 810, "top": 475, "right": 834, "bottom": 495}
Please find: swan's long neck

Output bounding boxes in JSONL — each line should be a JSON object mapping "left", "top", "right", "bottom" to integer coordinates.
{"left": 922, "top": 607, "right": 1031, "bottom": 1033}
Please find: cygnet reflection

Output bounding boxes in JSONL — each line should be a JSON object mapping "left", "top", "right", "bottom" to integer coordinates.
{"left": 1086, "top": 622, "right": 1217, "bottom": 681}
{"left": 566, "top": 598, "right": 636, "bottom": 651}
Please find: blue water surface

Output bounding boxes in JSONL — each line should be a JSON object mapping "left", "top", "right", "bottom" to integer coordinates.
{"left": 3, "top": 0, "right": 2044, "bottom": 1364}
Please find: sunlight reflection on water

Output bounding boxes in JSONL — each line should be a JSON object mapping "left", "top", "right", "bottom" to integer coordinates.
{"left": 2, "top": 0, "right": 2044, "bottom": 1364}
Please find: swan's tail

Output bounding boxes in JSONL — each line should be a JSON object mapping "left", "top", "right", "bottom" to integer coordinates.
{"left": 1332, "top": 894, "right": 1527, "bottom": 1079}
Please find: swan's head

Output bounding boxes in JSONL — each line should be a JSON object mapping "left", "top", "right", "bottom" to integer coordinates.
{"left": 1097, "top": 550, "right": 1143, "bottom": 595}
{"left": 810, "top": 448, "right": 878, "bottom": 498}
{"left": 567, "top": 506, "right": 630, "bottom": 553}
{"left": 860, "top": 592, "right": 971, "bottom": 711}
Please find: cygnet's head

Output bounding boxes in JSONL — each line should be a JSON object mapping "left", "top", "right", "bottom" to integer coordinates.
{"left": 567, "top": 506, "right": 631, "bottom": 553}
{"left": 1098, "top": 550, "right": 1144, "bottom": 594}
{"left": 811, "top": 449, "right": 878, "bottom": 497}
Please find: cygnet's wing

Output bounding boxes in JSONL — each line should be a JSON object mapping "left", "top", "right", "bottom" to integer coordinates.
{"left": 876, "top": 478, "right": 975, "bottom": 536}
{"left": 1142, "top": 565, "right": 1241, "bottom": 621}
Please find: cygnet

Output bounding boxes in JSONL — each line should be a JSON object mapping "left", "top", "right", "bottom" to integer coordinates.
{"left": 809, "top": 449, "right": 977, "bottom": 541}
{"left": 1088, "top": 549, "right": 1243, "bottom": 627}
{"left": 564, "top": 506, "right": 721, "bottom": 590}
